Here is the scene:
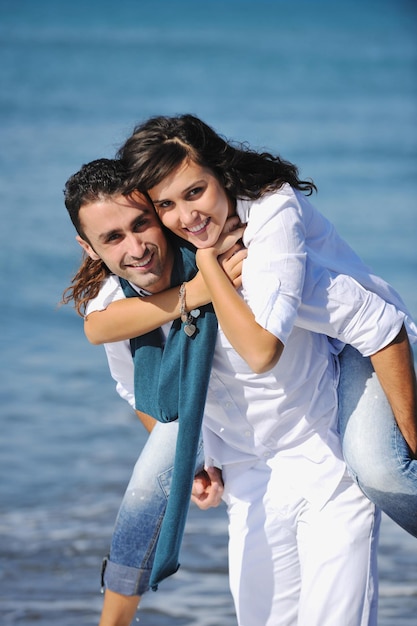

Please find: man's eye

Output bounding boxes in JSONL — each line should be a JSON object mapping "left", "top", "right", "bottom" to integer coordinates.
{"left": 106, "top": 233, "right": 121, "bottom": 243}
{"left": 133, "top": 219, "right": 148, "bottom": 231}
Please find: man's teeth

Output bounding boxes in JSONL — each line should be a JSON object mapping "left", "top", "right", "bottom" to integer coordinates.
{"left": 131, "top": 256, "right": 151, "bottom": 267}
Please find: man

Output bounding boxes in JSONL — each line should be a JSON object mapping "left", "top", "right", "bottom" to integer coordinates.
{"left": 63, "top": 158, "right": 236, "bottom": 626}
{"left": 64, "top": 158, "right": 416, "bottom": 626}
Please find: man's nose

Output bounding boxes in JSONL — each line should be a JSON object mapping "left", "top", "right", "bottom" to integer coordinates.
{"left": 125, "top": 233, "right": 146, "bottom": 256}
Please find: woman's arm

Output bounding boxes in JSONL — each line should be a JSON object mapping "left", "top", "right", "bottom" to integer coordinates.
{"left": 197, "top": 194, "right": 307, "bottom": 373}
{"left": 196, "top": 228, "right": 284, "bottom": 374}
{"left": 85, "top": 272, "right": 209, "bottom": 344}
{"left": 85, "top": 246, "right": 246, "bottom": 345}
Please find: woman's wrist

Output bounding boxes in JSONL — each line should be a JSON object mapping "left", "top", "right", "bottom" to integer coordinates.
{"left": 195, "top": 247, "right": 220, "bottom": 271}
{"left": 184, "top": 273, "right": 211, "bottom": 308}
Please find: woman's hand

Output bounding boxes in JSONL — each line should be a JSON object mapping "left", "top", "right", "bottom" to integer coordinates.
{"left": 196, "top": 224, "right": 246, "bottom": 263}
{"left": 218, "top": 243, "right": 247, "bottom": 289}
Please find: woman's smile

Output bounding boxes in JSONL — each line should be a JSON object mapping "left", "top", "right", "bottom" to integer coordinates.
{"left": 148, "top": 160, "right": 232, "bottom": 248}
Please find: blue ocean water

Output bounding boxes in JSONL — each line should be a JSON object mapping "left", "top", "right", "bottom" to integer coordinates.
{"left": 0, "top": 0, "right": 416, "bottom": 623}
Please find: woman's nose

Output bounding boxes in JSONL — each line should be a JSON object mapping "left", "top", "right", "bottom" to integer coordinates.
{"left": 177, "top": 202, "right": 197, "bottom": 226}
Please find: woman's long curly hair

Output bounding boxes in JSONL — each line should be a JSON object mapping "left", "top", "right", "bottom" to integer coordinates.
{"left": 118, "top": 114, "right": 316, "bottom": 199}
{"left": 61, "top": 255, "right": 109, "bottom": 317}
{"left": 61, "top": 158, "right": 128, "bottom": 316}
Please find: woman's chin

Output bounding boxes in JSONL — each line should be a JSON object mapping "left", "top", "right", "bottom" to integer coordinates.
{"left": 182, "top": 230, "right": 218, "bottom": 249}
{"left": 191, "top": 237, "right": 217, "bottom": 249}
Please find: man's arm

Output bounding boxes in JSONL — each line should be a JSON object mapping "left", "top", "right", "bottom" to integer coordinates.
{"left": 136, "top": 409, "right": 223, "bottom": 508}
{"left": 370, "top": 324, "right": 417, "bottom": 457}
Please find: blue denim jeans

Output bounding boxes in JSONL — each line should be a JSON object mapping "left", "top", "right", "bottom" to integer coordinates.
{"left": 103, "top": 346, "right": 417, "bottom": 596}
{"left": 338, "top": 345, "right": 417, "bottom": 538}
{"left": 103, "top": 420, "right": 204, "bottom": 596}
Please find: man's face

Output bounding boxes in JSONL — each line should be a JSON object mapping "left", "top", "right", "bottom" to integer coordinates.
{"left": 77, "top": 191, "right": 173, "bottom": 292}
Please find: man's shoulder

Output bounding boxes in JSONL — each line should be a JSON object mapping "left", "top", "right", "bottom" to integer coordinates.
{"left": 85, "top": 274, "right": 125, "bottom": 316}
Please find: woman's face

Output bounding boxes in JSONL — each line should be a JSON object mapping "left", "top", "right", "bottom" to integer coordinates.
{"left": 148, "top": 159, "right": 235, "bottom": 248}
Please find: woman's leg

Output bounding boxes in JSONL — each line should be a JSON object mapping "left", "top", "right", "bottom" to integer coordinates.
{"left": 338, "top": 345, "right": 417, "bottom": 537}
{"left": 99, "top": 420, "right": 204, "bottom": 624}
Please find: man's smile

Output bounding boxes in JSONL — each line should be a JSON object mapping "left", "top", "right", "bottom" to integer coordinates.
{"left": 124, "top": 250, "right": 154, "bottom": 269}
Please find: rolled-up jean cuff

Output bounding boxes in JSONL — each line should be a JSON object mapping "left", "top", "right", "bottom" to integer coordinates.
{"left": 104, "top": 559, "right": 151, "bottom": 596}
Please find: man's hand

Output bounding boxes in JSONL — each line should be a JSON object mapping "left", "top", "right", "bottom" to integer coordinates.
{"left": 191, "top": 466, "right": 224, "bottom": 510}
{"left": 370, "top": 324, "right": 417, "bottom": 458}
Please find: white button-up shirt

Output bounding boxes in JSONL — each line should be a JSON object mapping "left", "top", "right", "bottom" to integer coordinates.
{"left": 237, "top": 185, "right": 416, "bottom": 354}
{"left": 86, "top": 185, "right": 414, "bottom": 508}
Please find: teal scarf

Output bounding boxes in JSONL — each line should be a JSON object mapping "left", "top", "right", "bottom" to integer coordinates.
{"left": 120, "top": 239, "right": 218, "bottom": 589}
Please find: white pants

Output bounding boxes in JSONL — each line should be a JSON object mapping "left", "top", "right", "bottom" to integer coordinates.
{"left": 223, "top": 460, "right": 380, "bottom": 626}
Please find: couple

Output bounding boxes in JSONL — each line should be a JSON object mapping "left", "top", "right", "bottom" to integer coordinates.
{"left": 63, "top": 115, "right": 417, "bottom": 626}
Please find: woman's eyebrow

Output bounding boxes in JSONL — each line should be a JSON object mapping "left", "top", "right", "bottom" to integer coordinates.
{"left": 152, "top": 179, "right": 206, "bottom": 204}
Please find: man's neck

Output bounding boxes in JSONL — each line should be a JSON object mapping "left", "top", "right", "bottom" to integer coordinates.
{"left": 127, "top": 282, "right": 153, "bottom": 298}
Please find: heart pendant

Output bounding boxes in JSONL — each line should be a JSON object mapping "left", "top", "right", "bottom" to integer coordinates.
{"left": 184, "top": 323, "right": 196, "bottom": 337}
{"left": 190, "top": 309, "right": 200, "bottom": 318}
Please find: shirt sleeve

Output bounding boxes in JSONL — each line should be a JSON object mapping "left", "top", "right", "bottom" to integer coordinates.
{"left": 85, "top": 275, "right": 136, "bottom": 408}
{"left": 239, "top": 187, "right": 307, "bottom": 344}
{"left": 85, "top": 274, "right": 126, "bottom": 316}
{"left": 104, "top": 341, "right": 136, "bottom": 408}
{"left": 296, "top": 272, "right": 406, "bottom": 356}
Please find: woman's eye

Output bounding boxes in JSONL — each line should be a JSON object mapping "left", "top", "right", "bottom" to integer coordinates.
{"left": 188, "top": 186, "right": 203, "bottom": 198}
{"left": 156, "top": 200, "right": 172, "bottom": 210}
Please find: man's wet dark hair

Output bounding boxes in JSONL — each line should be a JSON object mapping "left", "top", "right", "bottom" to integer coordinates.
{"left": 64, "top": 158, "right": 128, "bottom": 239}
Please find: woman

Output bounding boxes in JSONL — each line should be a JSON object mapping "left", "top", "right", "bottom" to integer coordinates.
{"left": 90, "top": 113, "right": 417, "bottom": 533}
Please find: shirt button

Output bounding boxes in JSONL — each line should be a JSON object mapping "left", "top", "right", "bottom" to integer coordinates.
{"left": 263, "top": 451, "right": 271, "bottom": 458}
{"left": 225, "top": 402, "right": 232, "bottom": 409}
{"left": 244, "top": 430, "right": 251, "bottom": 437}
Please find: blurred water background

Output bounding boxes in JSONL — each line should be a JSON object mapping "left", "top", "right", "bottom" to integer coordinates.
{"left": 0, "top": 0, "right": 416, "bottom": 624}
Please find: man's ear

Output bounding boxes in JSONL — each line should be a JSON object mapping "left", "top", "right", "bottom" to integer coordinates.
{"left": 76, "top": 235, "right": 101, "bottom": 261}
